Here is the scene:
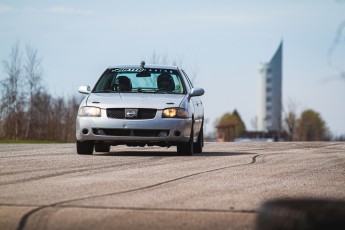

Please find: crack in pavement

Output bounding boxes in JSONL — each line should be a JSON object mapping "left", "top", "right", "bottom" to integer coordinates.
{"left": 15, "top": 154, "right": 262, "bottom": 230}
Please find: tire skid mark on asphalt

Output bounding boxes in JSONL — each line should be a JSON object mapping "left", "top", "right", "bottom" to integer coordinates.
{"left": 0, "top": 146, "right": 135, "bottom": 158}
{"left": 16, "top": 206, "right": 45, "bottom": 230}
{"left": 0, "top": 144, "right": 74, "bottom": 152}
{"left": 0, "top": 203, "right": 256, "bottom": 214}
{"left": 0, "top": 169, "right": 55, "bottom": 177}
{"left": 0, "top": 203, "right": 38, "bottom": 208}
{"left": 1, "top": 146, "right": 201, "bottom": 185}
{"left": 14, "top": 205, "right": 257, "bottom": 230}
{"left": 59, "top": 204, "right": 257, "bottom": 214}
{"left": 285, "top": 157, "right": 345, "bottom": 178}
{"left": 0, "top": 157, "right": 164, "bottom": 186}
{"left": 235, "top": 142, "right": 344, "bottom": 154}
{"left": 0, "top": 153, "right": 72, "bottom": 159}
{"left": 15, "top": 154, "right": 262, "bottom": 230}
{"left": 0, "top": 151, "right": 163, "bottom": 177}
{"left": 294, "top": 142, "right": 344, "bottom": 150}
{"left": 271, "top": 159, "right": 345, "bottom": 179}
{"left": 0, "top": 150, "right": 251, "bottom": 183}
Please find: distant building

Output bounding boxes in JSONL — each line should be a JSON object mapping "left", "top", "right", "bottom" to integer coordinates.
{"left": 258, "top": 42, "right": 283, "bottom": 132}
{"left": 216, "top": 110, "right": 245, "bottom": 142}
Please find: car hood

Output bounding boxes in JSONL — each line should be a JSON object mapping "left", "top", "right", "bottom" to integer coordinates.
{"left": 86, "top": 93, "right": 186, "bottom": 109}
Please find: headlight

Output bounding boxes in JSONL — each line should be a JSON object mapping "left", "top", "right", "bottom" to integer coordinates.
{"left": 78, "top": 106, "right": 101, "bottom": 117}
{"left": 162, "top": 108, "right": 189, "bottom": 118}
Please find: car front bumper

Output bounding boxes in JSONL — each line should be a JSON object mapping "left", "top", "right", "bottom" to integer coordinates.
{"left": 76, "top": 110, "right": 192, "bottom": 144}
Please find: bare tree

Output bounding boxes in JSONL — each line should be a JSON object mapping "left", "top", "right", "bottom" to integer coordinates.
{"left": 23, "top": 44, "right": 43, "bottom": 139}
{"left": 1, "top": 42, "right": 24, "bottom": 139}
{"left": 146, "top": 52, "right": 201, "bottom": 84}
{"left": 30, "top": 91, "right": 52, "bottom": 140}
{"left": 187, "top": 63, "right": 200, "bottom": 85}
{"left": 284, "top": 112, "right": 297, "bottom": 141}
{"left": 282, "top": 99, "right": 298, "bottom": 141}
{"left": 171, "top": 54, "right": 184, "bottom": 67}
{"left": 62, "top": 95, "right": 81, "bottom": 141}
{"left": 148, "top": 52, "right": 159, "bottom": 64}
{"left": 0, "top": 42, "right": 83, "bottom": 142}
{"left": 148, "top": 51, "right": 170, "bottom": 65}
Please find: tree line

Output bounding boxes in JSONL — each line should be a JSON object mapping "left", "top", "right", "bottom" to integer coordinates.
{"left": 284, "top": 108, "right": 330, "bottom": 141}
{"left": 216, "top": 105, "right": 342, "bottom": 141}
{"left": 0, "top": 43, "right": 81, "bottom": 142}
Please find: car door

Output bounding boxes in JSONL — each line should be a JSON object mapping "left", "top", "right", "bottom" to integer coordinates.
{"left": 181, "top": 70, "right": 203, "bottom": 135}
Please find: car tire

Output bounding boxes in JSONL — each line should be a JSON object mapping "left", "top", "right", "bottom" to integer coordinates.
{"left": 194, "top": 124, "right": 203, "bottom": 154}
{"left": 76, "top": 140, "right": 94, "bottom": 155}
{"left": 95, "top": 144, "right": 110, "bottom": 152}
{"left": 177, "top": 122, "right": 194, "bottom": 156}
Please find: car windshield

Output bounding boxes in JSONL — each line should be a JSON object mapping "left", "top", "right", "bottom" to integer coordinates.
{"left": 93, "top": 68, "right": 185, "bottom": 94}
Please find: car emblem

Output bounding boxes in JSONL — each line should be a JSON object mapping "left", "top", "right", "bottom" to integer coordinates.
{"left": 125, "top": 109, "right": 138, "bottom": 118}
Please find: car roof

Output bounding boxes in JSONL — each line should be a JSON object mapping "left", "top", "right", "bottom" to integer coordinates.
{"left": 107, "top": 64, "right": 179, "bottom": 70}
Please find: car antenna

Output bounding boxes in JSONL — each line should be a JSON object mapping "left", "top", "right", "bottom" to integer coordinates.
{"left": 140, "top": 61, "right": 145, "bottom": 68}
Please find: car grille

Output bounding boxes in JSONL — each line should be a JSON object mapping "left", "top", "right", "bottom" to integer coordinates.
{"left": 93, "top": 128, "right": 169, "bottom": 137}
{"left": 106, "top": 109, "right": 125, "bottom": 119}
{"left": 106, "top": 108, "right": 157, "bottom": 119}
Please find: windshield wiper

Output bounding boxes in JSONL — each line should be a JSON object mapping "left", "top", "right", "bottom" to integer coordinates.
{"left": 139, "top": 91, "right": 156, "bottom": 93}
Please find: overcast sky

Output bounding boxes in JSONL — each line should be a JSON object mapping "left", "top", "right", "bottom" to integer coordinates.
{"left": 1, "top": 0, "right": 344, "bottom": 136}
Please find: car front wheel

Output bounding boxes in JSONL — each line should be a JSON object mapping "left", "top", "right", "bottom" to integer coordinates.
{"left": 177, "top": 123, "right": 194, "bottom": 156}
{"left": 77, "top": 140, "right": 94, "bottom": 155}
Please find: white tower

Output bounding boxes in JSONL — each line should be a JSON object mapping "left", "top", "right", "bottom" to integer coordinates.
{"left": 258, "top": 42, "right": 283, "bottom": 132}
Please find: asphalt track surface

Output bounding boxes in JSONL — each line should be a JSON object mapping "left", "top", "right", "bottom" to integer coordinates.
{"left": 0, "top": 142, "right": 344, "bottom": 230}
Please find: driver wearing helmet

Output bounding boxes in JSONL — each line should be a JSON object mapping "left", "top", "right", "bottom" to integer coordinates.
{"left": 157, "top": 73, "right": 175, "bottom": 91}
{"left": 116, "top": 76, "right": 132, "bottom": 92}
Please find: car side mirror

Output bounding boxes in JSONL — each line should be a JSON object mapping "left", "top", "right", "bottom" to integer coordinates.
{"left": 78, "top": 85, "right": 91, "bottom": 94}
{"left": 189, "top": 87, "right": 205, "bottom": 97}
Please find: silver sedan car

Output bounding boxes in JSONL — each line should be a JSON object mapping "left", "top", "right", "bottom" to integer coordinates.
{"left": 76, "top": 62, "right": 204, "bottom": 155}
